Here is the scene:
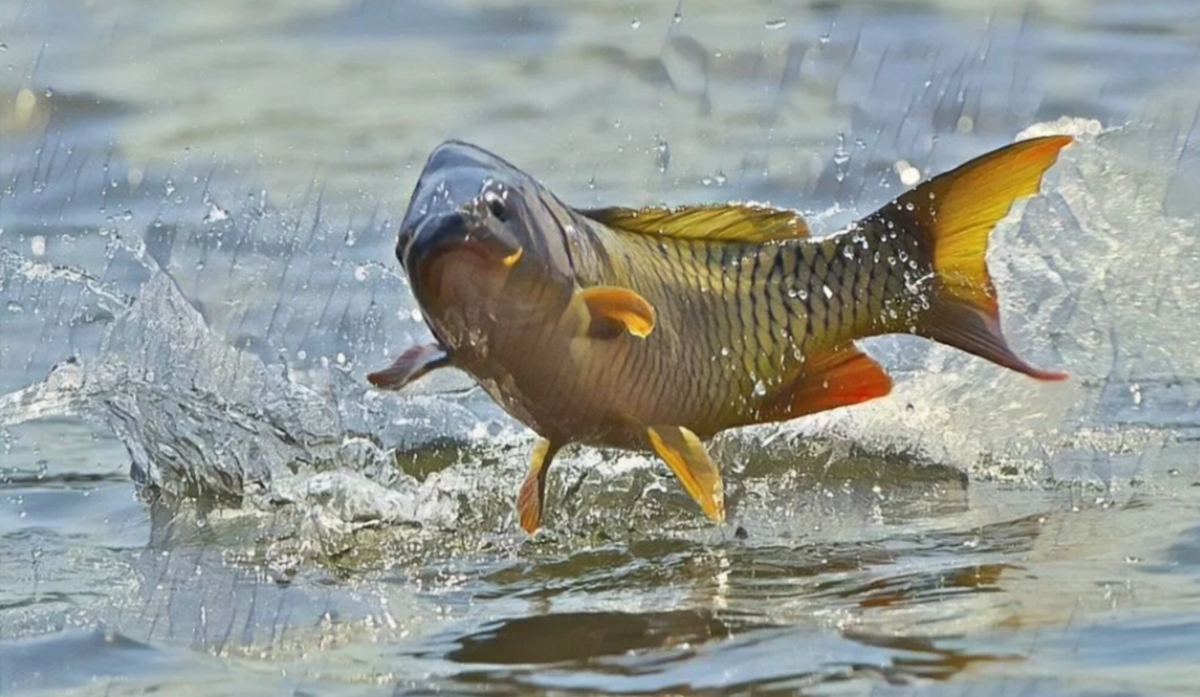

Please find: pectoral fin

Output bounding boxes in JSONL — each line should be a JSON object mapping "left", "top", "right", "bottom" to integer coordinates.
{"left": 366, "top": 342, "right": 451, "bottom": 391}
{"left": 517, "top": 438, "right": 561, "bottom": 533}
{"left": 579, "top": 286, "right": 656, "bottom": 339}
{"left": 647, "top": 425, "right": 725, "bottom": 523}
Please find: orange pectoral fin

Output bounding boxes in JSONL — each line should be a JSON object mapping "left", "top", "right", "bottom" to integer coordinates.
{"left": 366, "top": 342, "right": 451, "bottom": 391}
{"left": 579, "top": 286, "right": 656, "bottom": 339}
{"left": 647, "top": 425, "right": 725, "bottom": 523}
{"left": 759, "top": 344, "right": 893, "bottom": 422}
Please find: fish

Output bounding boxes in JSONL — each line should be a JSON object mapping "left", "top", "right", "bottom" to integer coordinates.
{"left": 369, "top": 135, "right": 1072, "bottom": 533}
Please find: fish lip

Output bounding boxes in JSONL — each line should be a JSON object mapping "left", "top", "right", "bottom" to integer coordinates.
{"left": 404, "top": 209, "right": 523, "bottom": 273}
{"left": 403, "top": 211, "right": 526, "bottom": 312}
{"left": 403, "top": 212, "right": 463, "bottom": 271}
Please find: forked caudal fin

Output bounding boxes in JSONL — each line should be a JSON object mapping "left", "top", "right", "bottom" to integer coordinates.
{"left": 875, "top": 135, "right": 1073, "bottom": 381}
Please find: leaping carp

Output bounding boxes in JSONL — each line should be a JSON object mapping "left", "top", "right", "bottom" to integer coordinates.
{"left": 369, "top": 135, "right": 1072, "bottom": 532}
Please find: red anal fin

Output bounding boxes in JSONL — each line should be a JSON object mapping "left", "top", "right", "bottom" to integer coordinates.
{"left": 759, "top": 344, "right": 893, "bottom": 422}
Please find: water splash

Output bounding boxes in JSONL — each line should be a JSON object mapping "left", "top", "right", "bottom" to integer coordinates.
{"left": 2, "top": 112, "right": 1198, "bottom": 558}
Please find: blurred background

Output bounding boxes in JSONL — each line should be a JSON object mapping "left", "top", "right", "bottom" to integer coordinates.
{"left": 1, "top": 1, "right": 1199, "bottom": 695}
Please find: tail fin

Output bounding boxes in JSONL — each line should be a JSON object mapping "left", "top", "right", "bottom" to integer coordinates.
{"left": 886, "top": 135, "right": 1072, "bottom": 380}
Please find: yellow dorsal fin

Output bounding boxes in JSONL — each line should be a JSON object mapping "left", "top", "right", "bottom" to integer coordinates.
{"left": 646, "top": 425, "right": 725, "bottom": 523}
{"left": 581, "top": 203, "right": 809, "bottom": 243}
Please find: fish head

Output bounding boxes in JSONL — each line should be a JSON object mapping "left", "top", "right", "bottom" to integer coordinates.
{"left": 396, "top": 140, "right": 578, "bottom": 351}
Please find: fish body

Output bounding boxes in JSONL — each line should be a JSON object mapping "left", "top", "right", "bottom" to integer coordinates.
{"left": 371, "top": 136, "right": 1072, "bottom": 532}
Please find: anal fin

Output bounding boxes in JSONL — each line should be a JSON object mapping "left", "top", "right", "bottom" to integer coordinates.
{"left": 759, "top": 344, "right": 893, "bottom": 422}
{"left": 647, "top": 425, "right": 725, "bottom": 523}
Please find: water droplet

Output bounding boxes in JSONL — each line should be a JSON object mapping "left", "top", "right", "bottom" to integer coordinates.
{"left": 6, "top": 301, "right": 23, "bottom": 313}
{"left": 43, "top": 87, "right": 54, "bottom": 98}
{"left": 202, "top": 203, "right": 230, "bottom": 224}
{"left": 765, "top": 18, "right": 787, "bottom": 30}
{"left": 714, "top": 171, "right": 727, "bottom": 186}
{"left": 164, "top": 179, "right": 176, "bottom": 197}
{"left": 797, "top": 289, "right": 808, "bottom": 301}
{"left": 297, "top": 350, "right": 308, "bottom": 361}
{"left": 720, "top": 347, "right": 730, "bottom": 357}
{"left": 753, "top": 381, "right": 768, "bottom": 397}
{"left": 822, "top": 284, "right": 833, "bottom": 299}
{"left": 587, "top": 176, "right": 596, "bottom": 190}
{"left": 842, "top": 246, "right": 853, "bottom": 259}
{"left": 818, "top": 32, "right": 831, "bottom": 45}
{"left": 631, "top": 17, "right": 641, "bottom": 29}
{"left": 0, "top": 43, "right": 8, "bottom": 51}
{"left": 832, "top": 133, "right": 850, "bottom": 182}
{"left": 904, "top": 202, "right": 915, "bottom": 212}
{"left": 1130, "top": 383, "right": 1142, "bottom": 406}
{"left": 673, "top": 9, "right": 682, "bottom": 24}
{"left": 410, "top": 308, "right": 423, "bottom": 322}
{"left": 14, "top": 88, "right": 36, "bottom": 119}
{"left": 895, "top": 160, "right": 921, "bottom": 186}
{"left": 30, "top": 235, "right": 46, "bottom": 257}
{"left": 654, "top": 138, "right": 670, "bottom": 173}
{"left": 354, "top": 265, "right": 369, "bottom": 282}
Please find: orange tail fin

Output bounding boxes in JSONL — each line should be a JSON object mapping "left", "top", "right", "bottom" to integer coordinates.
{"left": 883, "top": 135, "right": 1072, "bottom": 380}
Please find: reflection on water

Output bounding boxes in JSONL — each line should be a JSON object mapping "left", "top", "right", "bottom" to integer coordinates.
{"left": 1, "top": 0, "right": 1200, "bottom": 694}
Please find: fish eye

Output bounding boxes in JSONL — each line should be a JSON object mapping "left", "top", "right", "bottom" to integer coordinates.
{"left": 483, "top": 189, "right": 508, "bottom": 221}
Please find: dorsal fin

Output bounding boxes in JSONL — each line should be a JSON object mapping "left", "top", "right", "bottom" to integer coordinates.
{"left": 580, "top": 203, "right": 810, "bottom": 243}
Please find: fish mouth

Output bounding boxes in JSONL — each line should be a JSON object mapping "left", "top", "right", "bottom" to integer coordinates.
{"left": 404, "top": 211, "right": 524, "bottom": 305}
{"left": 404, "top": 212, "right": 519, "bottom": 268}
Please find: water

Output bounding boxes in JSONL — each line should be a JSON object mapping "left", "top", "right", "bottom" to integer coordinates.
{"left": 1, "top": 0, "right": 1199, "bottom": 694}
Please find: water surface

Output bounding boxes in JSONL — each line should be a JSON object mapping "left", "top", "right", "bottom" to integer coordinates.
{"left": 2, "top": 0, "right": 1199, "bottom": 695}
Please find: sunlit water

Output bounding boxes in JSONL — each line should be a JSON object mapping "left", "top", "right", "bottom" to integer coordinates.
{"left": 2, "top": 0, "right": 1199, "bottom": 695}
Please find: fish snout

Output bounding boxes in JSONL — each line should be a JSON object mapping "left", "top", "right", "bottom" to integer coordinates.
{"left": 403, "top": 212, "right": 468, "bottom": 272}
{"left": 404, "top": 207, "right": 525, "bottom": 275}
